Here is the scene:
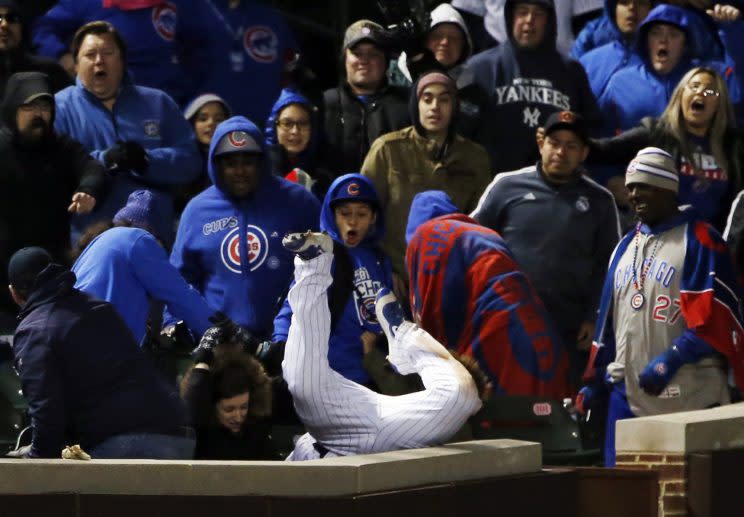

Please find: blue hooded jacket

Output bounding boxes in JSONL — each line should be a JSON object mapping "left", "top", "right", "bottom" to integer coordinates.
{"left": 571, "top": 0, "right": 624, "bottom": 60}
{"left": 272, "top": 173, "right": 392, "bottom": 384}
{"left": 264, "top": 88, "right": 321, "bottom": 174}
{"left": 166, "top": 116, "right": 320, "bottom": 337}
{"left": 598, "top": 4, "right": 742, "bottom": 135}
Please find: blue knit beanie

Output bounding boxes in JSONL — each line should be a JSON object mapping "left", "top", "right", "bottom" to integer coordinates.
{"left": 113, "top": 190, "right": 173, "bottom": 245}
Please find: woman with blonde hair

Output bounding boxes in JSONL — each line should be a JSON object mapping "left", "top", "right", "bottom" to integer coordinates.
{"left": 588, "top": 66, "right": 744, "bottom": 231}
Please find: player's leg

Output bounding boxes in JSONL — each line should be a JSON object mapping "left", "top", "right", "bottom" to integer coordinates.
{"left": 372, "top": 288, "right": 482, "bottom": 451}
{"left": 281, "top": 232, "right": 381, "bottom": 456}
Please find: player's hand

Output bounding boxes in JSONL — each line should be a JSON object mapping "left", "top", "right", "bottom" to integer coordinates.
{"left": 255, "top": 340, "right": 285, "bottom": 377}
{"left": 707, "top": 4, "right": 741, "bottom": 22}
{"left": 638, "top": 347, "right": 683, "bottom": 396}
{"left": 576, "top": 321, "right": 595, "bottom": 351}
{"left": 68, "top": 192, "right": 96, "bottom": 214}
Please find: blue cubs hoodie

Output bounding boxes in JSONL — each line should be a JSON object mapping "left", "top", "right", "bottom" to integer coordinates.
{"left": 32, "top": 0, "right": 203, "bottom": 104}
{"left": 598, "top": 4, "right": 743, "bottom": 135}
{"left": 571, "top": 0, "right": 625, "bottom": 60}
{"left": 193, "top": 0, "right": 297, "bottom": 125}
{"left": 272, "top": 174, "right": 392, "bottom": 384}
{"left": 166, "top": 116, "right": 320, "bottom": 337}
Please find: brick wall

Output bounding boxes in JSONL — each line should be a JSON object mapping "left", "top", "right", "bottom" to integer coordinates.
{"left": 616, "top": 453, "right": 686, "bottom": 517}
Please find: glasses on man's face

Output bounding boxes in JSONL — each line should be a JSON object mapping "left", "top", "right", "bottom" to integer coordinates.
{"left": 277, "top": 119, "right": 311, "bottom": 131}
{"left": 0, "top": 12, "right": 20, "bottom": 24}
{"left": 686, "top": 83, "right": 720, "bottom": 97}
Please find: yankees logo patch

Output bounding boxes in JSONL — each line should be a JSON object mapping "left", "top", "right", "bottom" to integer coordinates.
{"left": 244, "top": 26, "right": 278, "bottom": 63}
{"left": 220, "top": 225, "right": 269, "bottom": 273}
{"left": 523, "top": 107, "right": 540, "bottom": 127}
{"left": 152, "top": 2, "right": 177, "bottom": 42}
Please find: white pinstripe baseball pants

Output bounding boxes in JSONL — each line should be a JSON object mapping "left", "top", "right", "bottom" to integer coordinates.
{"left": 283, "top": 252, "right": 481, "bottom": 461}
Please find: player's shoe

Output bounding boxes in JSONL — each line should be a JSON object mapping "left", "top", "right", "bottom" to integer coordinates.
{"left": 375, "top": 287, "right": 415, "bottom": 374}
{"left": 282, "top": 231, "right": 333, "bottom": 260}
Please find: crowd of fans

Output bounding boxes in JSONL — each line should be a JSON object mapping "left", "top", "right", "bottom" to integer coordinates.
{"left": 1, "top": 0, "right": 744, "bottom": 465}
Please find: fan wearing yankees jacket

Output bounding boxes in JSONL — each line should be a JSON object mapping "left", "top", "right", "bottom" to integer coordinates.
{"left": 578, "top": 147, "right": 744, "bottom": 466}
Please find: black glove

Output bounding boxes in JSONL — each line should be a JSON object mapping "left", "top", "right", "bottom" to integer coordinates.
{"left": 0, "top": 338, "right": 12, "bottom": 364}
{"left": 191, "top": 326, "right": 223, "bottom": 365}
{"left": 208, "top": 312, "right": 261, "bottom": 355}
{"left": 255, "top": 340, "right": 286, "bottom": 376}
{"left": 103, "top": 140, "right": 149, "bottom": 175}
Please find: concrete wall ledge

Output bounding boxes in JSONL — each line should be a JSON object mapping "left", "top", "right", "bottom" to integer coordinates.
{"left": 0, "top": 439, "right": 541, "bottom": 497}
{"left": 616, "top": 402, "right": 744, "bottom": 454}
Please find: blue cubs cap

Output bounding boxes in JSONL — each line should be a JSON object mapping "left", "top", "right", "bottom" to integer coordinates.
{"left": 213, "top": 130, "right": 262, "bottom": 157}
{"left": 329, "top": 176, "right": 379, "bottom": 210}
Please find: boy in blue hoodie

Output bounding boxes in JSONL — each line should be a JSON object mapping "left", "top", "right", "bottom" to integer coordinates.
{"left": 166, "top": 116, "right": 320, "bottom": 343}
{"left": 272, "top": 174, "right": 392, "bottom": 385}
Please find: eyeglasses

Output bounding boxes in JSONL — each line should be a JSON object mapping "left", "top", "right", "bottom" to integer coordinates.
{"left": 686, "top": 83, "right": 720, "bottom": 97}
{"left": 277, "top": 119, "right": 311, "bottom": 131}
{"left": 0, "top": 12, "right": 20, "bottom": 24}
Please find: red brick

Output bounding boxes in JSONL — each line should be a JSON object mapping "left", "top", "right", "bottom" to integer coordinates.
{"left": 636, "top": 454, "right": 665, "bottom": 463}
{"left": 664, "top": 481, "right": 686, "bottom": 495}
{"left": 616, "top": 462, "right": 653, "bottom": 470}
{"left": 663, "top": 494, "right": 687, "bottom": 513}
{"left": 658, "top": 464, "right": 685, "bottom": 481}
{"left": 615, "top": 454, "right": 638, "bottom": 463}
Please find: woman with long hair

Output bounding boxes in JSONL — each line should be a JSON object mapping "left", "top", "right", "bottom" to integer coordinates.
{"left": 181, "top": 337, "right": 275, "bottom": 460}
{"left": 589, "top": 66, "right": 744, "bottom": 231}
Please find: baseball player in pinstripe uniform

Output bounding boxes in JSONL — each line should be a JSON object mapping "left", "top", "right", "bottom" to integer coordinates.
{"left": 579, "top": 147, "right": 744, "bottom": 466}
{"left": 280, "top": 231, "right": 482, "bottom": 461}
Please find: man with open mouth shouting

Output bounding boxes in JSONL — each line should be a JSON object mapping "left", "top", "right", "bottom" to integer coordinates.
{"left": 577, "top": 146, "right": 744, "bottom": 466}
{"left": 597, "top": 3, "right": 743, "bottom": 136}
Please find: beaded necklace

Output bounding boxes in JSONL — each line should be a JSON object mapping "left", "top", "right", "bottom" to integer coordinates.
{"left": 629, "top": 223, "right": 661, "bottom": 310}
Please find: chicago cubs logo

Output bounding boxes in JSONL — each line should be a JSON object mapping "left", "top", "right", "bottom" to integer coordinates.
{"left": 228, "top": 131, "right": 248, "bottom": 148}
{"left": 244, "top": 26, "right": 278, "bottom": 63}
{"left": 142, "top": 119, "right": 160, "bottom": 138}
{"left": 220, "top": 225, "right": 269, "bottom": 273}
{"left": 347, "top": 182, "right": 360, "bottom": 196}
{"left": 654, "top": 362, "right": 667, "bottom": 375}
{"left": 558, "top": 111, "right": 575, "bottom": 123}
{"left": 152, "top": 2, "right": 177, "bottom": 41}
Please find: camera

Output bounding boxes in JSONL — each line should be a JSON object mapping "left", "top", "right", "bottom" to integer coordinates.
{"left": 376, "top": 0, "right": 432, "bottom": 55}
